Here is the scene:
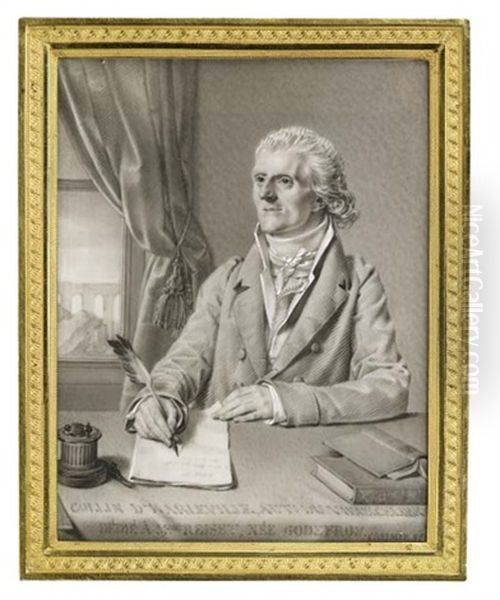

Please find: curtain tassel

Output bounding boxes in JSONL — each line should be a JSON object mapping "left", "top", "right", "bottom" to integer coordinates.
{"left": 152, "top": 251, "right": 194, "bottom": 331}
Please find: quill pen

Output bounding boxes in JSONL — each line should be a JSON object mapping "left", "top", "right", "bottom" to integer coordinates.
{"left": 107, "top": 335, "right": 180, "bottom": 456}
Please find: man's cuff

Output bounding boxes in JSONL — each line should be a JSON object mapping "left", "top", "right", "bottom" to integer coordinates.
{"left": 260, "top": 382, "right": 287, "bottom": 425}
{"left": 124, "top": 393, "right": 148, "bottom": 433}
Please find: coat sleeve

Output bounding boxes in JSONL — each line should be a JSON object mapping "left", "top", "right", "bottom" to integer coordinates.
{"left": 141, "top": 257, "right": 242, "bottom": 408}
{"left": 273, "top": 259, "right": 411, "bottom": 426}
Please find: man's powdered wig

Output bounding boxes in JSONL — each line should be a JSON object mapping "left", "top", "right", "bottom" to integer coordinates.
{"left": 256, "top": 126, "right": 359, "bottom": 228}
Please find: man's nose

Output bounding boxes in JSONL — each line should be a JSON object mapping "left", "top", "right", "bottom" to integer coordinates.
{"left": 260, "top": 182, "right": 277, "bottom": 202}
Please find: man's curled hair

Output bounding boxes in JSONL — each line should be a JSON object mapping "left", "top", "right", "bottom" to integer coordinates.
{"left": 256, "top": 126, "right": 359, "bottom": 229}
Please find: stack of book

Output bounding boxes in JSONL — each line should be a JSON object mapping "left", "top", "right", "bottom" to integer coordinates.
{"left": 312, "top": 427, "right": 427, "bottom": 505}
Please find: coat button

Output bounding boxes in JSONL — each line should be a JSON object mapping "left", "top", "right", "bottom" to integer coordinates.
{"left": 238, "top": 348, "right": 247, "bottom": 360}
{"left": 310, "top": 342, "right": 321, "bottom": 354}
{"left": 293, "top": 376, "right": 304, "bottom": 383}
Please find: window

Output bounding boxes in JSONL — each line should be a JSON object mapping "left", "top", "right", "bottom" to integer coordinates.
{"left": 58, "top": 187, "right": 123, "bottom": 359}
{"left": 58, "top": 121, "right": 144, "bottom": 409}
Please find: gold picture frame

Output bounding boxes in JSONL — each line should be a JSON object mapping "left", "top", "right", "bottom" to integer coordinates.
{"left": 19, "top": 18, "right": 469, "bottom": 579}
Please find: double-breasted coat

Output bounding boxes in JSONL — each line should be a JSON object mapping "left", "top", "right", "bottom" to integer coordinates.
{"left": 146, "top": 235, "right": 410, "bottom": 426}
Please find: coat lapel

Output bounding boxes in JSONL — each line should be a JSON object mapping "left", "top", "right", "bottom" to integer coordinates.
{"left": 270, "top": 237, "right": 351, "bottom": 374}
{"left": 232, "top": 245, "right": 269, "bottom": 378}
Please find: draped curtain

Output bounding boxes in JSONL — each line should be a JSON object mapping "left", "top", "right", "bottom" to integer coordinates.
{"left": 59, "top": 59, "right": 212, "bottom": 408}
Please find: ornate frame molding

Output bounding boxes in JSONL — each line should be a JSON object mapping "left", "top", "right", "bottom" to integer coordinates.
{"left": 19, "top": 19, "right": 469, "bottom": 579}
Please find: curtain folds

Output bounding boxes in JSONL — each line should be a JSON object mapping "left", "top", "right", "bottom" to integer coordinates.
{"left": 59, "top": 59, "right": 212, "bottom": 408}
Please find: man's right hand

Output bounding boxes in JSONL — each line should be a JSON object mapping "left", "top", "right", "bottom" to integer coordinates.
{"left": 133, "top": 394, "right": 180, "bottom": 447}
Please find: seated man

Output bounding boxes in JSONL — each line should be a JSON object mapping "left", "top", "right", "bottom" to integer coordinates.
{"left": 126, "top": 126, "right": 410, "bottom": 446}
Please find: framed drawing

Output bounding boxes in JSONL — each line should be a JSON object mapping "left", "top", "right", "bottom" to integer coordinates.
{"left": 19, "top": 18, "right": 469, "bottom": 579}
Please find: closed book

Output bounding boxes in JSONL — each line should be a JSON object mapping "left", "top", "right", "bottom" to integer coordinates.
{"left": 323, "top": 427, "right": 425, "bottom": 478}
{"left": 312, "top": 455, "right": 427, "bottom": 505}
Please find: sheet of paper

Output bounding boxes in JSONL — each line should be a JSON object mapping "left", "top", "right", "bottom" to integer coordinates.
{"left": 128, "top": 403, "right": 233, "bottom": 489}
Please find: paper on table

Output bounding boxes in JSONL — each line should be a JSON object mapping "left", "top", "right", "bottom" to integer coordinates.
{"left": 128, "top": 403, "right": 233, "bottom": 489}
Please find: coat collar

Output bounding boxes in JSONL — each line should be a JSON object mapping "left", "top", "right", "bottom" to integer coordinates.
{"left": 232, "top": 228, "right": 351, "bottom": 378}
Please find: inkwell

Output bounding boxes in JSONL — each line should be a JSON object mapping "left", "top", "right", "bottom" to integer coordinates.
{"left": 58, "top": 422, "right": 133, "bottom": 488}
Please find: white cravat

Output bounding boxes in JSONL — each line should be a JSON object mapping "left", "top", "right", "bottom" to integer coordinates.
{"left": 256, "top": 216, "right": 334, "bottom": 361}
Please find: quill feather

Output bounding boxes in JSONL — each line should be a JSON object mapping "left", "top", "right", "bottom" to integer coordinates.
{"left": 107, "top": 335, "right": 153, "bottom": 391}
{"left": 107, "top": 335, "right": 180, "bottom": 454}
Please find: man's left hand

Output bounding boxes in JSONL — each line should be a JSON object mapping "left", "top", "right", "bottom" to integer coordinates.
{"left": 213, "top": 385, "right": 273, "bottom": 422}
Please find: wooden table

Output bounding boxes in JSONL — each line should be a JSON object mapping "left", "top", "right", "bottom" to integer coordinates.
{"left": 58, "top": 411, "right": 427, "bottom": 542}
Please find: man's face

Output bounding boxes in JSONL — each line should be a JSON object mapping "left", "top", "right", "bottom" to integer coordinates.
{"left": 252, "top": 149, "right": 320, "bottom": 237}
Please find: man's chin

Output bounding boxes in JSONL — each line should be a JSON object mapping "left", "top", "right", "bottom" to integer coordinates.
{"left": 258, "top": 216, "right": 284, "bottom": 234}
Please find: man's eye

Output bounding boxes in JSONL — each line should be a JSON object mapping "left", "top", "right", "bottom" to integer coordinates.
{"left": 279, "top": 176, "right": 293, "bottom": 187}
{"left": 254, "top": 175, "right": 265, "bottom": 185}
